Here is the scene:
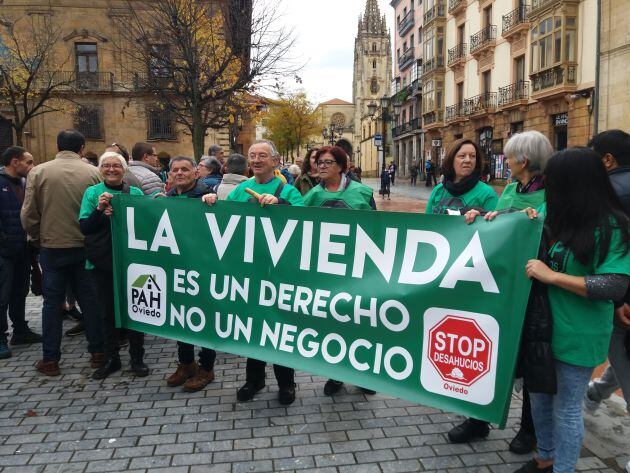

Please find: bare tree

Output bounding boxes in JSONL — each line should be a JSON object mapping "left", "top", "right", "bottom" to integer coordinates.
{"left": 119, "top": 0, "right": 298, "bottom": 159}
{"left": 0, "top": 14, "right": 75, "bottom": 146}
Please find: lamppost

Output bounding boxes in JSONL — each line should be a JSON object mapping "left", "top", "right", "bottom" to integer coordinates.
{"left": 367, "top": 97, "right": 400, "bottom": 176}
{"left": 322, "top": 123, "right": 344, "bottom": 146}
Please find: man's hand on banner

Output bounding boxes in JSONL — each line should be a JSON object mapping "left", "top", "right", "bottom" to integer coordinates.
{"left": 202, "top": 194, "right": 218, "bottom": 206}
{"left": 245, "top": 188, "right": 278, "bottom": 206}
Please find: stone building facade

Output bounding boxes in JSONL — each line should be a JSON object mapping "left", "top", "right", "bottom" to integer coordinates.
{"left": 597, "top": 0, "right": 630, "bottom": 133}
{"left": 314, "top": 99, "right": 355, "bottom": 150}
{"left": 353, "top": 0, "right": 393, "bottom": 177}
{"left": 0, "top": 0, "right": 239, "bottom": 163}
{"left": 393, "top": 0, "right": 596, "bottom": 179}
{"left": 390, "top": 0, "right": 424, "bottom": 178}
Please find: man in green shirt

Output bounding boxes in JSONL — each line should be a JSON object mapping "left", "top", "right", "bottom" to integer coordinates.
{"left": 203, "top": 140, "right": 303, "bottom": 405}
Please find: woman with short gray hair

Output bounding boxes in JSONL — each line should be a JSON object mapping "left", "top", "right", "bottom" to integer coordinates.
{"left": 465, "top": 131, "right": 553, "bottom": 223}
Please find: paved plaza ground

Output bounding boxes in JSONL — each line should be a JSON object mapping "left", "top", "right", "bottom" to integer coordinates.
{"left": 1, "top": 182, "right": 628, "bottom": 473}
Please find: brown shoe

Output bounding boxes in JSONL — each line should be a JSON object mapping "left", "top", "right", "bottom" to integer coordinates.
{"left": 90, "top": 352, "right": 106, "bottom": 369}
{"left": 35, "top": 359, "right": 60, "bottom": 376}
{"left": 183, "top": 368, "right": 215, "bottom": 392}
{"left": 166, "top": 362, "right": 198, "bottom": 387}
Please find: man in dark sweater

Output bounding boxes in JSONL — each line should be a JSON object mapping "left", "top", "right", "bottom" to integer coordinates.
{"left": 586, "top": 130, "right": 630, "bottom": 415}
{"left": 164, "top": 157, "right": 218, "bottom": 392}
{"left": 0, "top": 147, "right": 41, "bottom": 358}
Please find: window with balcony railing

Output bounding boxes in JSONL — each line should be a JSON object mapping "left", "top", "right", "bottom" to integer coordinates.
{"left": 398, "top": 47, "right": 415, "bottom": 70}
{"left": 464, "top": 92, "right": 497, "bottom": 114}
{"left": 447, "top": 43, "right": 466, "bottom": 65}
{"left": 470, "top": 25, "right": 497, "bottom": 54}
{"left": 423, "top": 1, "right": 445, "bottom": 25}
{"left": 498, "top": 80, "right": 529, "bottom": 105}
{"left": 502, "top": 5, "right": 530, "bottom": 34}
{"left": 398, "top": 9, "right": 415, "bottom": 36}
{"left": 530, "top": 15, "right": 576, "bottom": 73}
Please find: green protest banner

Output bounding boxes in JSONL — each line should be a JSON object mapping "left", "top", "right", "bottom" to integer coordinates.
{"left": 111, "top": 195, "right": 542, "bottom": 425}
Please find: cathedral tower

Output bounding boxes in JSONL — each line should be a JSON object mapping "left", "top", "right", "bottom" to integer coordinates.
{"left": 353, "top": 0, "right": 392, "bottom": 174}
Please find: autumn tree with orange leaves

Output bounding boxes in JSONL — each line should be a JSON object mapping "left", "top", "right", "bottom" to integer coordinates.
{"left": 121, "top": 0, "right": 297, "bottom": 159}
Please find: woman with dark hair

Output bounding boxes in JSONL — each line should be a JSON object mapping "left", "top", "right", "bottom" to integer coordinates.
{"left": 303, "top": 146, "right": 375, "bottom": 210}
{"left": 302, "top": 146, "right": 376, "bottom": 396}
{"left": 294, "top": 148, "right": 319, "bottom": 196}
{"left": 425, "top": 139, "right": 497, "bottom": 215}
{"left": 514, "top": 147, "right": 630, "bottom": 473}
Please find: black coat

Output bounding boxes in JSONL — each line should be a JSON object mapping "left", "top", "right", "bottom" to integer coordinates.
{"left": 518, "top": 226, "right": 557, "bottom": 394}
{"left": 0, "top": 171, "right": 27, "bottom": 256}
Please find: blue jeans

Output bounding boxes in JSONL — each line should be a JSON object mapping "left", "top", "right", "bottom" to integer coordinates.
{"left": 0, "top": 250, "right": 30, "bottom": 339}
{"left": 39, "top": 248, "right": 104, "bottom": 361}
{"left": 530, "top": 359, "right": 594, "bottom": 473}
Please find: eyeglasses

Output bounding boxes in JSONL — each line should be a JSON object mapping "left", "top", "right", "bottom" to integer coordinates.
{"left": 101, "top": 163, "right": 124, "bottom": 170}
{"left": 317, "top": 160, "right": 337, "bottom": 168}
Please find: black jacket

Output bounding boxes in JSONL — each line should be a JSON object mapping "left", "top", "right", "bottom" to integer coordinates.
{"left": 609, "top": 166, "right": 630, "bottom": 304}
{"left": 0, "top": 170, "right": 27, "bottom": 256}
{"left": 167, "top": 179, "right": 214, "bottom": 198}
{"left": 518, "top": 226, "right": 557, "bottom": 394}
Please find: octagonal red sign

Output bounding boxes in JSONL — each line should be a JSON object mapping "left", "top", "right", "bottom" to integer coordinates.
{"left": 427, "top": 315, "right": 492, "bottom": 387}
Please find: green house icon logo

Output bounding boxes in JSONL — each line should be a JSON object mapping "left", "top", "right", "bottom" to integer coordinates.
{"left": 131, "top": 274, "right": 162, "bottom": 292}
{"left": 127, "top": 264, "right": 167, "bottom": 326}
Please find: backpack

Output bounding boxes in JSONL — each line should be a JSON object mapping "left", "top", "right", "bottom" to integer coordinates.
{"left": 84, "top": 184, "right": 130, "bottom": 271}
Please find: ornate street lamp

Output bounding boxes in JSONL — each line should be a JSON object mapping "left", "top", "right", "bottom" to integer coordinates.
{"left": 322, "top": 123, "right": 344, "bottom": 146}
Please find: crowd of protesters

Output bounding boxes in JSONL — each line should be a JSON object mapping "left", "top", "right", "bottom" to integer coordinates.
{"left": 1, "top": 127, "right": 629, "bottom": 473}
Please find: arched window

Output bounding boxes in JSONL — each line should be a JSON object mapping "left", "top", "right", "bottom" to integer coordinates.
{"left": 372, "top": 42, "right": 377, "bottom": 52}
{"left": 331, "top": 112, "right": 346, "bottom": 128}
{"left": 373, "top": 59, "right": 377, "bottom": 69}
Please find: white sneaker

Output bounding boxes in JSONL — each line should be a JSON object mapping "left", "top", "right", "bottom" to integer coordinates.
{"left": 625, "top": 460, "right": 629, "bottom": 473}
{"left": 583, "top": 383, "right": 601, "bottom": 412}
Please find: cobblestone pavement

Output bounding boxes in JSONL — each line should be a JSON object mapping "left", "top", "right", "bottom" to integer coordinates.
{"left": 1, "top": 295, "right": 628, "bottom": 473}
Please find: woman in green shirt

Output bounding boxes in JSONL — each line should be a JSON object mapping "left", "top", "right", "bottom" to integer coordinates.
{"left": 303, "top": 146, "right": 375, "bottom": 396}
{"left": 79, "top": 152, "right": 148, "bottom": 380}
{"left": 425, "top": 139, "right": 498, "bottom": 215}
{"left": 515, "top": 148, "right": 630, "bottom": 473}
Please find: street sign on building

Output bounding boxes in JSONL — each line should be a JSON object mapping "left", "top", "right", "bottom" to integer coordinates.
{"left": 374, "top": 134, "right": 382, "bottom": 147}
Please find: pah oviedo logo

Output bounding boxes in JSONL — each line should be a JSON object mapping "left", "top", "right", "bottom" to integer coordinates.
{"left": 127, "top": 264, "right": 167, "bottom": 327}
{"left": 421, "top": 308, "right": 499, "bottom": 405}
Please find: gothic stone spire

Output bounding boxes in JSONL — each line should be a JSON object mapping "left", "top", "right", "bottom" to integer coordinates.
{"left": 359, "top": 0, "right": 387, "bottom": 35}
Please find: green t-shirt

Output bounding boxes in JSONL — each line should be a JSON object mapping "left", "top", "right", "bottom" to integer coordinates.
{"left": 226, "top": 177, "right": 305, "bottom": 206}
{"left": 425, "top": 181, "right": 498, "bottom": 215}
{"left": 546, "top": 227, "right": 630, "bottom": 367}
{"left": 495, "top": 182, "right": 545, "bottom": 211}
{"left": 303, "top": 180, "right": 373, "bottom": 210}
{"left": 79, "top": 182, "right": 144, "bottom": 269}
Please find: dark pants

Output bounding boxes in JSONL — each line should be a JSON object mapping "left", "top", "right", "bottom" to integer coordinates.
{"left": 246, "top": 358, "right": 294, "bottom": 387}
{"left": 178, "top": 342, "right": 216, "bottom": 370}
{"left": 390, "top": 174, "right": 395, "bottom": 186}
{"left": 92, "top": 268, "right": 144, "bottom": 361}
{"left": 469, "top": 385, "right": 534, "bottom": 434}
{"left": 426, "top": 172, "right": 437, "bottom": 186}
{"left": 39, "top": 248, "right": 104, "bottom": 361}
{"left": 410, "top": 175, "right": 417, "bottom": 186}
{"left": 0, "top": 250, "right": 30, "bottom": 339}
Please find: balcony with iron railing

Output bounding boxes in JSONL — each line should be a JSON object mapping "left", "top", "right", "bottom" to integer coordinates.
{"left": 448, "top": 0, "right": 466, "bottom": 15}
{"left": 530, "top": 63, "right": 577, "bottom": 96}
{"left": 132, "top": 72, "right": 175, "bottom": 91}
{"left": 498, "top": 80, "right": 529, "bottom": 107}
{"left": 445, "top": 103, "right": 465, "bottom": 122}
{"left": 470, "top": 25, "right": 497, "bottom": 56}
{"left": 530, "top": 0, "right": 562, "bottom": 16}
{"left": 393, "top": 118, "right": 422, "bottom": 138}
{"left": 448, "top": 43, "right": 467, "bottom": 68}
{"left": 423, "top": 2, "right": 446, "bottom": 26}
{"left": 423, "top": 109, "right": 444, "bottom": 128}
{"left": 464, "top": 92, "right": 497, "bottom": 115}
{"left": 502, "top": 5, "right": 530, "bottom": 37}
{"left": 411, "top": 77, "right": 422, "bottom": 95}
{"left": 422, "top": 56, "right": 445, "bottom": 77}
{"left": 40, "top": 71, "right": 114, "bottom": 92}
{"left": 398, "top": 9, "right": 415, "bottom": 36}
{"left": 398, "top": 47, "right": 415, "bottom": 71}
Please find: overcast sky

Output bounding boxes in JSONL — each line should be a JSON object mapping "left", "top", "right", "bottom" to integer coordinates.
{"left": 277, "top": 0, "right": 394, "bottom": 105}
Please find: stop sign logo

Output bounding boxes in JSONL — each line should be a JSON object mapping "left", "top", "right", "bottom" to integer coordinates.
{"left": 428, "top": 315, "right": 492, "bottom": 386}
{"left": 421, "top": 308, "right": 499, "bottom": 405}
